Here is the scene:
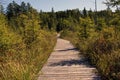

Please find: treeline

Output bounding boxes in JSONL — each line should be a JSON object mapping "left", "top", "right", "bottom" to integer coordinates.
{"left": 40, "top": 8, "right": 94, "bottom": 32}
{"left": 39, "top": 6, "right": 116, "bottom": 32}
{"left": 0, "top": 1, "right": 56, "bottom": 80}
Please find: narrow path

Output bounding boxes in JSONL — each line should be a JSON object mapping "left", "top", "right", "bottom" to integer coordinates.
{"left": 38, "top": 38, "right": 100, "bottom": 80}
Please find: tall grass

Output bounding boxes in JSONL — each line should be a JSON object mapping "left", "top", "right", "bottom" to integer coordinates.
{"left": 0, "top": 29, "right": 56, "bottom": 80}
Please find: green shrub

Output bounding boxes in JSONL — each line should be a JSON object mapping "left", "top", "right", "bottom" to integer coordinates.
{"left": 61, "top": 24, "right": 120, "bottom": 80}
{"left": 0, "top": 14, "right": 57, "bottom": 80}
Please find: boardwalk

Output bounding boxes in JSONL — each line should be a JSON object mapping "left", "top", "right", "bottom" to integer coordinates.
{"left": 38, "top": 38, "right": 100, "bottom": 80}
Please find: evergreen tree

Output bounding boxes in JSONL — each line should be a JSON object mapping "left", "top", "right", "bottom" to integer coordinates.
{"left": 0, "top": 4, "right": 4, "bottom": 14}
{"left": 80, "top": 17, "right": 94, "bottom": 38}
{"left": 20, "top": 2, "right": 27, "bottom": 14}
{"left": 96, "top": 18, "right": 106, "bottom": 31}
{"left": 7, "top": 1, "right": 20, "bottom": 19}
{"left": 26, "top": 3, "right": 31, "bottom": 12}
{"left": 83, "top": 7, "right": 87, "bottom": 18}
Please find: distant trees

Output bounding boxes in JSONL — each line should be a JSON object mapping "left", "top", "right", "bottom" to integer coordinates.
{"left": 6, "top": 1, "right": 39, "bottom": 29}
{"left": 7, "top": 1, "right": 20, "bottom": 19}
{"left": 6, "top": 1, "right": 33, "bottom": 19}
{"left": 83, "top": 7, "right": 88, "bottom": 18}
{"left": 0, "top": 0, "right": 5, "bottom": 14}
{"left": 0, "top": 4, "right": 4, "bottom": 13}
{"left": 40, "top": 8, "right": 82, "bottom": 32}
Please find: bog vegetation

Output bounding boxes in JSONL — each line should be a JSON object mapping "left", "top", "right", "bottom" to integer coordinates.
{"left": 0, "top": 0, "right": 120, "bottom": 80}
{"left": 0, "top": 1, "right": 56, "bottom": 80}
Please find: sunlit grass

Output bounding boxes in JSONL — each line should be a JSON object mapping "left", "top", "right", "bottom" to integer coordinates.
{"left": 0, "top": 30, "right": 57, "bottom": 80}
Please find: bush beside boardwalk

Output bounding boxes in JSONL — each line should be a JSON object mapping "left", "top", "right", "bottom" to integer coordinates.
{"left": 61, "top": 26, "right": 120, "bottom": 80}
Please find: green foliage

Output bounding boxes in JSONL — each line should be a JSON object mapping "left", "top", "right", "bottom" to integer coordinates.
{"left": 1, "top": 1, "right": 120, "bottom": 80}
{"left": 0, "top": 30, "right": 56, "bottom": 80}
{"left": 79, "top": 17, "right": 94, "bottom": 38}
{"left": 40, "top": 8, "right": 82, "bottom": 32}
{"left": 61, "top": 10, "right": 120, "bottom": 80}
{"left": 96, "top": 18, "right": 107, "bottom": 31}
{"left": 0, "top": 2, "right": 57, "bottom": 80}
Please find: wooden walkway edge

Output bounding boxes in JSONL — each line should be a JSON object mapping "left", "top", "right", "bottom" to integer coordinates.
{"left": 38, "top": 38, "right": 100, "bottom": 80}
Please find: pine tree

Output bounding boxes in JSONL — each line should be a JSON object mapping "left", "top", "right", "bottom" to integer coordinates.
{"left": 83, "top": 7, "right": 87, "bottom": 18}
{"left": 7, "top": 1, "right": 20, "bottom": 19}
{"left": 26, "top": 3, "right": 31, "bottom": 12}
{"left": 0, "top": 4, "right": 3, "bottom": 14}
{"left": 20, "top": 2, "right": 27, "bottom": 14}
{"left": 80, "top": 17, "right": 94, "bottom": 38}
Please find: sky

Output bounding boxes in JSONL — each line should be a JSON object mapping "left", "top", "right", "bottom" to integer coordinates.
{"left": 3, "top": 0, "right": 115, "bottom": 12}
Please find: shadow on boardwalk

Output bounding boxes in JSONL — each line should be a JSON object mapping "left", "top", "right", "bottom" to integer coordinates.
{"left": 51, "top": 47, "right": 92, "bottom": 67}
{"left": 55, "top": 48, "right": 78, "bottom": 52}
{"left": 49, "top": 58, "right": 92, "bottom": 67}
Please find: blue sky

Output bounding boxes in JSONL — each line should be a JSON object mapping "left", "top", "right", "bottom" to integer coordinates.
{"left": 4, "top": 0, "right": 114, "bottom": 12}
